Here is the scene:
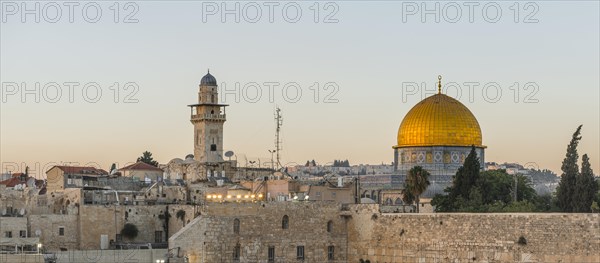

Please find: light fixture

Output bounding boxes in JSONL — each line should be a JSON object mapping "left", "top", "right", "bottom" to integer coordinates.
{"left": 207, "top": 195, "right": 212, "bottom": 199}
{"left": 251, "top": 195, "right": 255, "bottom": 198}
{"left": 258, "top": 194, "right": 263, "bottom": 198}
{"left": 244, "top": 195, "right": 249, "bottom": 198}
{"left": 227, "top": 195, "right": 232, "bottom": 199}
{"left": 304, "top": 196, "right": 309, "bottom": 200}
{"left": 237, "top": 195, "right": 242, "bottom": 199}
{"left": 217, "top": 195, "right": 222, "bottom": 199}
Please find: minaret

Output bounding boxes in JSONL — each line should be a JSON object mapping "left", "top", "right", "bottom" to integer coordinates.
{"left": 188, "top": 70, "right": 228, "bottom": 163}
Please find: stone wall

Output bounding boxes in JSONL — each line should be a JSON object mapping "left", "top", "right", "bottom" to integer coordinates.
{"left": 28, "top": 214, "right": 79, "bottom": 250}
{"left": 346, "top": 204, "right": 600, "bottom": 263}
{"left": 170, "top": 202, "right": 348, "bottom": 263}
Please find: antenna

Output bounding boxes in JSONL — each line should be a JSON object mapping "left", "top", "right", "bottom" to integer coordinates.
{"left": 274, "top": 106, "right": 283, "bottom": 170}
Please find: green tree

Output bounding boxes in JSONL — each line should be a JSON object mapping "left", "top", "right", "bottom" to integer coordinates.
{"left": 401, "top": 185, "right": 415, "bottom": 210}
{"left": 449, "top": 146, "right": 481, "bottom": 201}
{"left": 109, "top": 163, "right": 117, "bottom": 174}
{"left": 137, "top": 151, "right": 159, "bottom": 167}
{"left": 404, "top": 166, "right": 431, "bottom": 213}
{"left": 556, "top": 125, "right": 582, "bottom": 212}
{"left": 120, "top": 223, "right": 139, "bottom": 241}
{"left": 574, "top": 154, "right": 598, "bottom": 212}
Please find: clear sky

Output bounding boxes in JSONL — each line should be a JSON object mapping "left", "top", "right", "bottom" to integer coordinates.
{"left": 1, "top": 1, "right": 599, "bottom": 178}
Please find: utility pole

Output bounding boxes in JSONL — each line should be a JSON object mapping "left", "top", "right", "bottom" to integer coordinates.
{"left": 513, "top": 173, "right": 518, "bottom": 202}
{"left": 268, "top": 150, "right": 276, "bottom": 170}
{"left": 274, "top": 107, "right": 283, "bottom": 170}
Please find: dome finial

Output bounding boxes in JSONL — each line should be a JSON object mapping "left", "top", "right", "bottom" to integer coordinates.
{"left": 207, "top": 68, "right": 210, "bottom": 74}
{"left": 437, "top": 75, "right": 442, "bottom": 94}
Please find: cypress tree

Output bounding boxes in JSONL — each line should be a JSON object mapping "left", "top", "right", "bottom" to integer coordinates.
{"left": 575, "top": 154, "right": 598, "bottom": 212}
{"left": 556, "top": 125, "right": 582, "bottom": 212}
{"left": 450, "top": 146, "right": 481, "bottom": 201}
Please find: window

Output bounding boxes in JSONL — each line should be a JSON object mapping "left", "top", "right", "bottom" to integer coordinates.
{"left": 58, "top": 227, "right": 65, "bottom": 236}
{"left": 282, "top": 215, "right": 289, "bottom": 229}
{"left": 233, "top": 218, "right": 240, "bottom": 234}
{"left": 154, "top": 231, "right": 163, "bottom": 243}
{"left": 296, "top": 246, "right": 305, "bottom": 260}
{"left": 395, "top": 198, "right": 403, "bottom": 205}
{"left": 327, "top": 246, "right": 335, "bottom": 260}
{"left": 19, "top": 230, "right": 26, "bottom": 238}
{"left": 210, "top": 144, "right": 217, "bottom": 151}
{"left": 4, "top": 231, "right": 11, "bottom": 238}
{"left": 327, "top": 221, "right": 333, "bottom": 233}
{"left": 268, "top": 246, "right": 275, "bottom": 263}
{"left": 233, "top": 244, "right": 240, "bottom": 262}
{"left": 116, "top": 234, "right": 122, "bottom": 243}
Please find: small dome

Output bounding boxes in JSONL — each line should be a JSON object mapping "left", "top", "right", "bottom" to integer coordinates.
{"left": 200, "top": 70, "right": 217, "bottom": 86}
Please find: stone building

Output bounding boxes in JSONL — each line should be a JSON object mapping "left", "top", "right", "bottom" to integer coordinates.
{"left": 118, "top": 161, "right": 164, "bottom": 182}
{"left": 169, "top": 202, "right": 348, "bottom": 263}
{"left": 45, "top": 166, "right": 108, "bottom": 193}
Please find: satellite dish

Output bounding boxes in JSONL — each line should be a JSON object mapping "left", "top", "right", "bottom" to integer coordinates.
{"left": 225, "top": 151, "right": 234, "bottom": 157}
{"left": 19, "top": 208, "right": 25, "bottom": 215}
{"left": 35, "top": 230, "right": 41, "bottom": 237}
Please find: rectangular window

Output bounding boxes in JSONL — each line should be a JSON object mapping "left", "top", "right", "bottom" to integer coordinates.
{"left": 328, "top": 245, "right": 335, "bottom": 260}
{"left": 154, "top": 231, "right": 163, "bottom": 243}
{"left": 210, "top": 144, "right": 217, "bottom": 151}
{"left": 19, "top": 230, "right": 26, "bottom": 238}
{"left": 58, "top": 227, "right": 65, "bottom": 236}
{"left": 4, "top": 231, "right": 11, "bottom": 238}
{"left": 296, "top": 246, "right": 305, "bottom": 260}
{"left": 268, "top": 246, "right": 275, "bottom": 263}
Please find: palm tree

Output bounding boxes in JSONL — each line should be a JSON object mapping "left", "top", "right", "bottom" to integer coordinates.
{"left": 405, "top": 166, "right": 431, "bottom": 213}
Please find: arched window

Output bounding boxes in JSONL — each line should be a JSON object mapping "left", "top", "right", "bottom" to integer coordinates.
{"left": 282, "top": 215, "right": 289, "bottom": 229}
{"left": 395, "top": 198, "right": 403, "bottom": 206}
{"left": 327, "top": 220, "right": 333, "bottom": 233}
{"left": 233, "top": 243, "right": 240, "bottom": 261}
{"left": 385, "top": 198, "right": 392, "bottom": 205}
{"left": 371, "top": 190, "right": 377, "bottom": 202}
{"left": 233, "top": 218, "right": 240, "bottom": 234}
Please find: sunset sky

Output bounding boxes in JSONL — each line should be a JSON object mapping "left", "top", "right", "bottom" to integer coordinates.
{"left": 1, "top": 1, "right": 598, "bottom": 178}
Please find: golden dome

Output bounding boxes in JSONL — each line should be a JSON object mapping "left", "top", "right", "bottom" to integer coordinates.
{"left": 396, "top": 93, "right": 484, "bottom": 148}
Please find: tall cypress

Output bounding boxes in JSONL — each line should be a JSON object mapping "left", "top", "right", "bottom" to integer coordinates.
{"left": 450, "top": 146, "right": 481, "bottom": 200}
{"left": 556, "top": 125, "right": 582, "bottom": 212}
{"left": 575, "top": 154, "right": 598, "bottom": 212}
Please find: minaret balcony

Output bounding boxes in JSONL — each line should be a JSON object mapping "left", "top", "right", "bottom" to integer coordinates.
{"left": 191, "top": 113, "right": 227, "bottom": 121}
